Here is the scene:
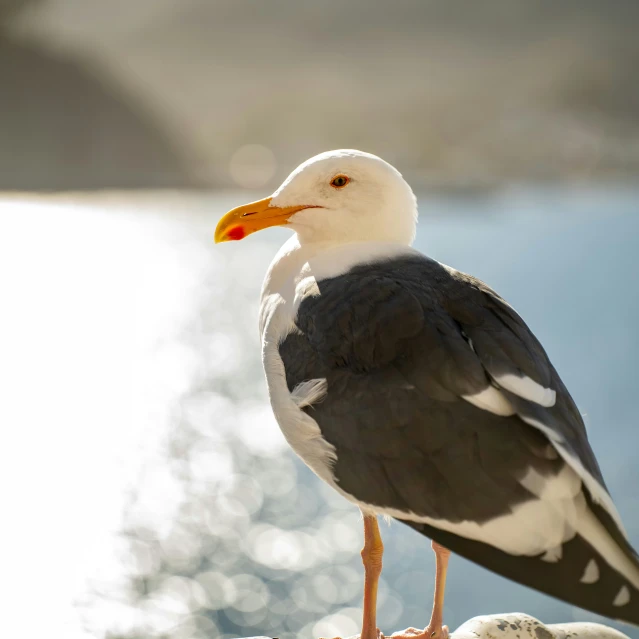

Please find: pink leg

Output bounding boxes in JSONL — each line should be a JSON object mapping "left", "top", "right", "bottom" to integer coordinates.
{"left": 424, "top": 541, "right": 450, "bottom": 638}
{"left": 391, "top": 541, "right": 450, "bottom": 639}
{"left": 318, "top": 513, "right": 385, "bottom": 639}
{"left": 361, "top": 514, "right": 385, "bottom": 639}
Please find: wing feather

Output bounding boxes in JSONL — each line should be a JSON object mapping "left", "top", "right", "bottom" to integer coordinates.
{"left": 281, "top": 255, "right": 625, "bottom": 528}
{"left": 277, "top": 253, "right": 639, "bottom": 626}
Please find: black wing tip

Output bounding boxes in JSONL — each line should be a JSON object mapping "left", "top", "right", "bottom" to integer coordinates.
{"left": 402, "top": 520, "right": 639, "bottom": 628}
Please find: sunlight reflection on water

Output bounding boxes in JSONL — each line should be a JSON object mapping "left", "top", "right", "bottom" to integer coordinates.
{"left": 1, "top": 189, "right": 637, "bottom": 639}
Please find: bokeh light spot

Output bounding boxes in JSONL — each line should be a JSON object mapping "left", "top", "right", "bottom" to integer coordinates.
{"left": 229, "top": 144, "right": 277, "bottom": 189}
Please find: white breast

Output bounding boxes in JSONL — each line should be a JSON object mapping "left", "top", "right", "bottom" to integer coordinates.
{"left": 259, "top": 236, "right": 416, "bottom": 485}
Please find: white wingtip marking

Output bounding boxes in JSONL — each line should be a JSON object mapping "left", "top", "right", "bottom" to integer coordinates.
{"left": 462, "top": 386, "right": 515, "bottom": 416}
{"left": 613, "top": 585, "right": 631, "bottom": 607}
{"left": 496, "top": 373, "right": 556, "bottom": 407}
{"left": 580, "top": 559, "right": 600, "bottom": 584}
{"left": 579, "top": 508, "right": 639, "bottom": 590}
{"left": 291, "top": 378, "right": 328, "bottom": 409}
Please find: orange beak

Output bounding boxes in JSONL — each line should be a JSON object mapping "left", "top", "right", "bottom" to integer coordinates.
{"left": 214, "top": 196, "right": 318, "bottom": 243}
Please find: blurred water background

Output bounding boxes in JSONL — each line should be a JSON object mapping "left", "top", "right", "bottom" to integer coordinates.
{"left": 2, "top": 189, "right": 637, "bottom": 639}
{"left": 1, "top": 1, "right": 638, "bottom": 638}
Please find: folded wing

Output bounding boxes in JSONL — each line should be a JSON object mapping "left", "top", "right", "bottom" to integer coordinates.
{"left": 279, "top": 254, "right": 639, "bottom": 625}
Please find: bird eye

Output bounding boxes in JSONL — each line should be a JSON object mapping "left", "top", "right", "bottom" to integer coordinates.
{"left": 330, "top": 174, "right": 350, "bottom": 189}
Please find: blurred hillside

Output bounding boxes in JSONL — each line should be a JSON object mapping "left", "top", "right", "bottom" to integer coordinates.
{"left": 0, "top": 1, "right": 198, "bottom": 190}
{"left": 4, "top": 0, "right": 639, "bottom": 190}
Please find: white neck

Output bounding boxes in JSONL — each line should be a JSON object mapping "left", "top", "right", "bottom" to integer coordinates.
{"left": 261, "top": 234, "right": 417, "bottom": 304}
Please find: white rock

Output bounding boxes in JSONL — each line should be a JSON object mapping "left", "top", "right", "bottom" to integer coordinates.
{"left": 239, "top": 611, "right": 633, "bottom": 639}
{"left": 451, "top": 612, "right": 631, "bottom": 639}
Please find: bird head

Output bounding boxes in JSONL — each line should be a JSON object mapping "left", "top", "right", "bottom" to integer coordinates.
{"left": 215, "top": 149, "right": 418, "bottom": 246}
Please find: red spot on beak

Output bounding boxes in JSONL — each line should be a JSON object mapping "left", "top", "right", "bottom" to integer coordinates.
{"left": 227, "top": 225, "right": 246, "bottom": 241}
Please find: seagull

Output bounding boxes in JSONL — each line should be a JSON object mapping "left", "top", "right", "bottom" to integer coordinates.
{"left": 215, "top": 149, "right": 639, "bottom": 638}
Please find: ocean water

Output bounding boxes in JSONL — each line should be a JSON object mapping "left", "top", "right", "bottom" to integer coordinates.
{"left": 1, "top": 188, "right": 638, "bottom": 639}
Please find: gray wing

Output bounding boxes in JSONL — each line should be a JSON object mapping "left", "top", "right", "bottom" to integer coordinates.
{"left": 280, "top": 255, "right": 604, "bottom": 521}
{"left": 279, "top": 254, "right": 639, "bottom": 625}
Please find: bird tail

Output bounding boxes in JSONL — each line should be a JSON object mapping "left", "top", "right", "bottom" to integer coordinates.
{"left": 403, "top": 502, "right": 639, "bottom": 628}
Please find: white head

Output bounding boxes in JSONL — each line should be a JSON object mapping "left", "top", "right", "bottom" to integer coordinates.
{"left": 215, "top": 149, "right": 418, "bottom": 246}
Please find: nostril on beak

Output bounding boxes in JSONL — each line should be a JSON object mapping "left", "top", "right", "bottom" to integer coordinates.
{"left": 241, "top": 211, "right": 257, "bottom": 217}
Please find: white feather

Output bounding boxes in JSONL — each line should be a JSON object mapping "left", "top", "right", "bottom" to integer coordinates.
{"left": 291, "top": 379, "right": 328, "bottom": 409}
{"left": 578, "top": 508, "right": 639, "bottom": 590}
{"left": 613, "top": 586, "right": 631, "bottom": 607}
{"left": 520, "top": 464, "right": 581, "bottom": 500}
{"left": 462, "top": 386, "right": 515, "bottom": 416}
{"left": 580, "top": 559, "right": 600, "bottom": 584}
{"left": 541, "top": 546, "right": 563, "bottom": 562}
{"left": 344, "top": 463, "right": 639, "bottom": 591}
{"left": 353, "top": 464, "right": 585, "bottom": 557}
{"left": 270, "top": 149, "right": 418, "bottom": 246}
{"left": 495, "top": 373, "right": 556, "bottom": 407}
{"left": 519, "top": 415, "right": 628, "bottom": 538}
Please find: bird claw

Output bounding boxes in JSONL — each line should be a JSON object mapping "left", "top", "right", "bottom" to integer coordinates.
{"left": 320, "top": 625, "right": 449, "bottom": 639}
{"left": 430, "top": 624, "right": 449, "bottom": 639}
{"left": 320, "top": 630, "right": 385, "bottom": 639}
{"left": 390, "top": 624, "right": 449, "bottom": 639}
